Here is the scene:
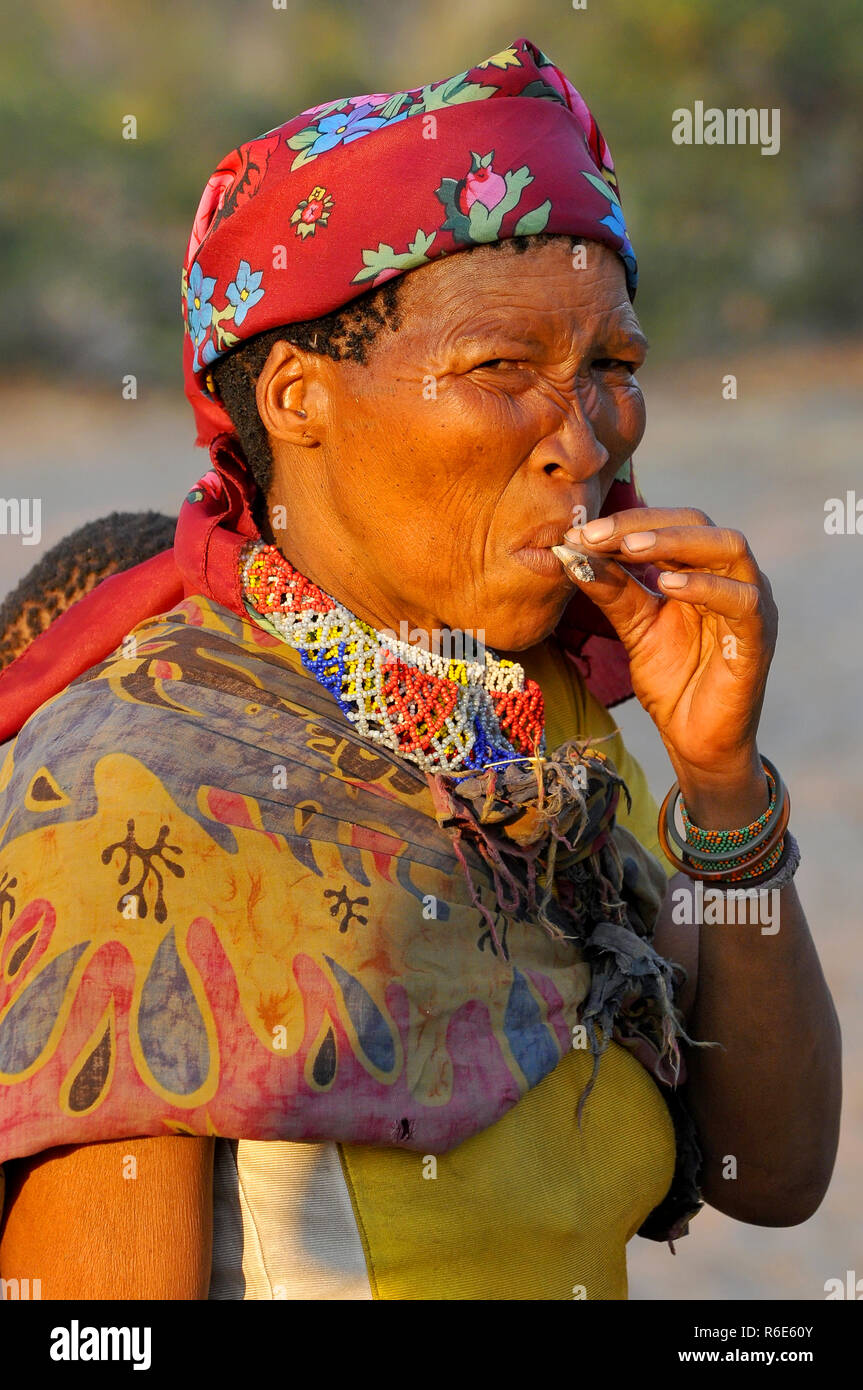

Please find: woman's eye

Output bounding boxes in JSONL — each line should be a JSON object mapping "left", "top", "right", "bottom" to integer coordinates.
{"left": 593, "top": 358, "right": 638, "bottom": 373}
{"left": 472, "top": 358, "right": 508, "bottom": 370}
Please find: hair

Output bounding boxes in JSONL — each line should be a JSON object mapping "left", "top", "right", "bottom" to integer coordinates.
{"left": 0, "top": 511, "right": 177, "bottom": 669}
{"left": 212, "top": 232, "right": 586, "bottom": 497}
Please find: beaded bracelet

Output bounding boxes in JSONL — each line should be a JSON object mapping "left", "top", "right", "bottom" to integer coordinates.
{"left": 679, "top": 767, "right": 777, "bottom": 853}
{"left": 658, "top": 757, "right": 791, "bottom": 883}
{"left": 662, "top": 802, "right": 788, "bottom": 881}
{"left": 744, "top": 829, "right": 801, "bottom": 891}
{"left": 660, "top": 786, "right": 789, "bottom": 882}
{"left": 670, "top": 778, "right": 782, "bottom": 867}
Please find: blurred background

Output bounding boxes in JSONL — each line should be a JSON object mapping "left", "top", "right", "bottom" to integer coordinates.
{"left": 2, "top": 0, "right": 861, "bottom": 1300}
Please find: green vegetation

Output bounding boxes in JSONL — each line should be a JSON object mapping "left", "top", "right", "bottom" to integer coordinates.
{"left": 3, "top": 0, "right": 860, "bottom": 385}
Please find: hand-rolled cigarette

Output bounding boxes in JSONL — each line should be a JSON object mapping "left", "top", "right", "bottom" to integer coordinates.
{"left": 551, "top": 544, "right": 596, "bottom": 583}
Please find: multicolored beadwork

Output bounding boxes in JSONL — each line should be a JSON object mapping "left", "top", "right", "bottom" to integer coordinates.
{"left": 672, "top": 762, "right": 787, "bottom": 882}
{"left": 239, "top": 540, "right": 546, "bottom": 774}
{"left": 680, "top": 768, "right": 777, "bottom": 851}
{"left": 687, "top": 836, "right": 786, "bottom": 884}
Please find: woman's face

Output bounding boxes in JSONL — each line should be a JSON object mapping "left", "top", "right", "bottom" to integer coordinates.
{"left": 262, "top": 235, "right": 648, "bottom": 651}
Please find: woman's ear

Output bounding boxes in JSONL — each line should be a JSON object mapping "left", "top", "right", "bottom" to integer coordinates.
{"left": 255, "top": 341, "right": 321, "bottom": 446}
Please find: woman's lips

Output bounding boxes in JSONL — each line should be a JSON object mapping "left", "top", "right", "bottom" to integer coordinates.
{"left": 512, "top": 544, "right": 570, "bottom": 577}
{"left": 512, "top": 520, "right": 585, "bottom": 577}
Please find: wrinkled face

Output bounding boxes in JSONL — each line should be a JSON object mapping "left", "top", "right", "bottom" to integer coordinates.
{"left": 262, "top": 235, "right": 648, "bottom": 651}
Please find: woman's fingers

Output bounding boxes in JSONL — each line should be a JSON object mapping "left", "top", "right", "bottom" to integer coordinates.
{"left": 565, "top": 510, "right": 761, "bottom": 584}
{"left": 555, "top": 548, "right": 663, "bottom": 642}
{"left": 568, "top": 506, "right": 716, "bottom": 543}
{"left": 654, "top": 569, "right": 769, "bottom": 622}
{"left": 558, "top": 506, "right": 778, "bottom": 644}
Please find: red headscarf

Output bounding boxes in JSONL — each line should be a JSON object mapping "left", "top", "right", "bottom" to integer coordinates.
{"left": 0, "top": 36, "right": 654, "bottom": 744}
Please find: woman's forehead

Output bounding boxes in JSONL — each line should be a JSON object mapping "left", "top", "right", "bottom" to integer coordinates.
{"left": 393, "top": 239, "right": 641, "bottom": 349}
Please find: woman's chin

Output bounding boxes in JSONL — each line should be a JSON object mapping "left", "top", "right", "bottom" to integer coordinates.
{"left": 478, "top": 586, "right": 574, "bottom": 655}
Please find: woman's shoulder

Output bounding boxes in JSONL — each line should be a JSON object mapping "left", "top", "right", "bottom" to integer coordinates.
{"left": 1, "top": 595, "right": 318, "bottom": 814}
{"left": 0, "top": 592, "right": 434, "bottom": 896}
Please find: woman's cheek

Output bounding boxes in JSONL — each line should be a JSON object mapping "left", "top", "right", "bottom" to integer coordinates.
{"left": 438, "top": 383, "right": 538, "bottom": 475}
{"left": 605, "top": 380, "right": 646, "bottom": 459}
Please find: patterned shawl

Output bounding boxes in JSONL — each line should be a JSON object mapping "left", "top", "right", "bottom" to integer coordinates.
{"left": 0, "top": 581, "right": 699, "bottom": 1238}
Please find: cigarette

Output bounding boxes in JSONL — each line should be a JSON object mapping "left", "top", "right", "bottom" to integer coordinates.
{"left": 551, "top": 544, "right": 596, "bottom": 583}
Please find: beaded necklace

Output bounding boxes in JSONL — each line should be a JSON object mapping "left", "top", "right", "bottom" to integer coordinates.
{"left": 239, "top": 539, "right": 546, "bottom": 775}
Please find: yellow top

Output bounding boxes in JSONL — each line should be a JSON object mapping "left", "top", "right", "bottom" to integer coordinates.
{"left": 336, "top": 638, "right": 677, "bottom": 1300}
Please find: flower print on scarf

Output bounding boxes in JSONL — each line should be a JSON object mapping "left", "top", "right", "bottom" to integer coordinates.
{"left": 459, "top": 161, "right": 507, "bottom": 214}
{"left": 351, "top": 149, "right": 553, "bottom": 285}
{"left": 437, "top": 150, "right": 551, "bottom": 244}
{"left": 226, "top": 259, "right": 265, "bottom": 326}
{"left": 187, "top": 262, "right": 216, "bottom": 342}
{"left": 311, "top": 103, "right": 393, "bottom": 153}
{"left": 200, "top": 338, "right": 220, "bottom": 368}
{"left": 351, "top": 229, "right": 437, "bottom": 288}
{"left": 286, "top": 69, "right": 500, "bottom": 173}
{"left": 185, "top": 135, "right": 280, "bottom": 264}
{"left": 287, "top": 102, "right": 405, "bottom": 170}
{"left": 582, "top": 170, "right": 637, "bottom": 288}
{"left": 476, "top": 45, "right": 521, "bottom": 71}
{"left": 188, "top": 260, "right": 259, "bottom": 372}
{"left": 290, "top": 185, "right": 334, "bottom": 238}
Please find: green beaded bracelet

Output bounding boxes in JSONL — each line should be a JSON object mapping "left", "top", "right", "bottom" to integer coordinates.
{"left": 680, "top": 767, "right": 776, "bottom": 853}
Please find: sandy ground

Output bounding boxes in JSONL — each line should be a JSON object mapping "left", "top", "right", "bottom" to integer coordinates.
{"left": 0, "top": 343, "right": 860, "bottom": 1301}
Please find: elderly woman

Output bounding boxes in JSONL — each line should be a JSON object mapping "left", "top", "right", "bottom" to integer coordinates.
{"left": 0, "top": 37, "right": 840, "bottom": 1301}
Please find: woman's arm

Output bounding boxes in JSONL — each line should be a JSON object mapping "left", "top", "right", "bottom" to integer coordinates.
{"left": 560, "top": 507, "right": 842, "bottom": 1227}
{"left": 0, "top": 1136, "right": 214, "bottom": 1299}
{"left": 654, "top": 856, "right": 841, "bottom": 1226}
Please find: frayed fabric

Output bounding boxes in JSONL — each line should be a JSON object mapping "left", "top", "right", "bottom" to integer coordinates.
{"left": 429, "top": 739, "right": 689, "bottom": 1106}
{"left": 430, "top": 737, "right": 708, "bottom": 1240}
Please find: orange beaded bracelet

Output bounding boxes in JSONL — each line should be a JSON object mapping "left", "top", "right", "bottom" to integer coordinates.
{"left": 657, "top": 761, "right": 791, "bottom": 883}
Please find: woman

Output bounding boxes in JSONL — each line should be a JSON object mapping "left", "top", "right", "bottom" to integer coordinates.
{"left": 0, "top": 36, "right": 841, "bottom": 1301}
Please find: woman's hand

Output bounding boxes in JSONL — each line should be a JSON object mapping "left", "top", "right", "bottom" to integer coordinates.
{"left": 561, "top": 506, "right": 779, "bottom": 820}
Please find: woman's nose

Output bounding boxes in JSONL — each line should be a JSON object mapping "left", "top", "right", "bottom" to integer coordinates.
{"left": 532, "top": 399, "right": 610, "bottom": 482}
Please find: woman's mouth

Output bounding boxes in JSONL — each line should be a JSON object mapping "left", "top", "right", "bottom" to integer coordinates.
{"left": 511, "top": 519, "right": 586, "bottom": 578}
{"left": 512, "top": 544, "right": 568, "bottom": 577}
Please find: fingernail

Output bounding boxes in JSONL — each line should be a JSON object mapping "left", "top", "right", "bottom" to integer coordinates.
{"left": 563, "top": 527, "right": 583, "bottom": 545}
{"left": 660, "top": 572, "right": 688, "bottom": 588}
{"left": 581, "top": 517, "right": 614, "bottom": 543}
{"left": 622, "top": 531, "right": 656, "bottom": 552}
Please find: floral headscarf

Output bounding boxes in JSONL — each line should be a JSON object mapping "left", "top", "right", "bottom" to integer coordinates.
{"left": 182, "top": 35, "right": 638, "bottom": 445}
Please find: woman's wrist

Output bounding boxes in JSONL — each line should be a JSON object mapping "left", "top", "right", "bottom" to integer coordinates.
{"left": 667, "top": 749, "right": 771, "bottom": 830}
